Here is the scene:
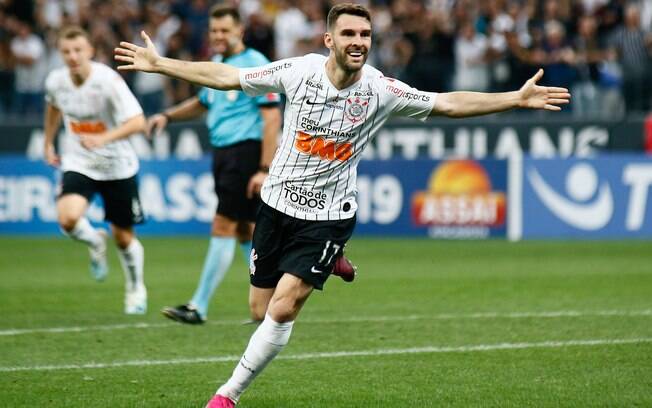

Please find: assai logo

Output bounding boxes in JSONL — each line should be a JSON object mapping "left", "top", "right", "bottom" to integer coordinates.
{"left": 411, "top": 160, "right": 505, "bottom": 237}
{"left": 527, "top": 162, "right": 613, "bottom": 230}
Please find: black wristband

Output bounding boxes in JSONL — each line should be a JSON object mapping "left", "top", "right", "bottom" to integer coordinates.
{"left": 259, "top": 165, "right": 270, "bottom": 173}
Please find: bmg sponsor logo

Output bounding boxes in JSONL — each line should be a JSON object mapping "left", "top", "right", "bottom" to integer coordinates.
{"left": 283, "top": 181, "right": 327, "bottom": 211}
{"left": 294, "top": 131, "right": 354, "bottom": 162}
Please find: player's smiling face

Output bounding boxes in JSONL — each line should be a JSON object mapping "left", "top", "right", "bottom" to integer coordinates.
{"left": 58, "top": 36, "right": 93, "bottom": 77}
{"left": 326, "top": 14, "right": 372, "bottom": 73}
{"left": 209, "top": 15, "right": 244, "bottom": 57}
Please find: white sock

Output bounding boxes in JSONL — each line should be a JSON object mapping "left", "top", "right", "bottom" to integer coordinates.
{"left": 64, "top": 217, "right": 102, "bottom": 247}
{"left": 117, "top": 238, "right": 145, "bottom": 292}
{"left": 217, "top": 314, "right": 294, "bottom": 402}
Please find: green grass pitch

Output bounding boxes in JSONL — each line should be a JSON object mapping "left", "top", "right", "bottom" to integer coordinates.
{"left": 1, "top": 237, "right": 651, "bottom": 407}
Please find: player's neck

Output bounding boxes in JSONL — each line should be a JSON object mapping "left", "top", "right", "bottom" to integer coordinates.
{"left": 69, "top": 64, "right": 92, "bottom": 86}
{"left": 325, "top": 57, "right": 361, "bottom": 90}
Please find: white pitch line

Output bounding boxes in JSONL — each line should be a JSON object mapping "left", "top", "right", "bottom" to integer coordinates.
{"left": 1, "top": 309, "right": 651, "bottom": 337}
{"left": 1, "top": 337, "right": 651, "bottom": 373}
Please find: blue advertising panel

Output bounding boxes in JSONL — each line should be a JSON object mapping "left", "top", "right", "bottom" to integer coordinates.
{"left": 0, "top": 156, "right": 216, "bottom": 235}
{"left": 353, "top": 159, "right": 507, "bottom": 238}
{"left": 521, "top": 155, "right": 652, "bottom": 238}
{"left": 0, "top": 156, "right": 508, "bottom": 238}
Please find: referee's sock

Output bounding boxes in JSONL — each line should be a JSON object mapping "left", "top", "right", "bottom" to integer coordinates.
{"left": 217, "top": 313, "right": 294, "bottom": 403}
{"left": 239, "top": 240, "right": 252, "bottom": 266}
{"left": 189, "top": 236, "right": 236, "bottom": 318}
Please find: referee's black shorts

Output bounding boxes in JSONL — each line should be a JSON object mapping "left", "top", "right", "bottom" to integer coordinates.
{"left": 212, "top": 140, "right": 261, "bottom": 222}
{"left": 249, "top": 203, "right": 356, "bottom": 290}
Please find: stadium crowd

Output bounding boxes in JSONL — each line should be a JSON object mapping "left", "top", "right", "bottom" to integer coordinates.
{"left": 1, "top": 0, "right": 651, "bottom": 119}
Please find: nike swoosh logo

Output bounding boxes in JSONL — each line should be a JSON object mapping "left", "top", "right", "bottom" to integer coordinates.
{"left": 306, "top": 99, "right": 320, "bottom": 105}
{"left": 528, "top": 167, "right": 613, "bottom": 230}
{"left": 311, "top": 266, "right": 323, "bottom": 274}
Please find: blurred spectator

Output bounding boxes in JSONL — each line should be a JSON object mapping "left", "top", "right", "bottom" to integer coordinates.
{"left": 36, "top": 0, "right": 79, "bottom": 29}
{"left": 243, "top": 11, "right": 275, "bottom": 60}
{"left": 402, "top": 1, "right": 454, "bottom": 92}
{"left": 370, "top": 4, "right": 412, "bottom": 79}
{"left": 132, "top": 2, "right": 181, "bottom": 115}
{"left": 534, "top": 20, "right": 576, "bottom": 96}
{"left": 1, "top": 0, "right": 652, "bottom": 117}
{"left": 0, "top": 9, "right": 15, "bottom": 117}
{"left": 10, "top": 19, "right": 47, "bottom": 116}
{"left": 607, "top": 3, "right": 652, "bottom": 112}
{"left": 571, "top": 14, "right": 603, "bottom": 117}
{"left": 578, "top": 0, "right": 609, "bottom": 16}
{"left": 453, "top": 21, "right": 489, "bottom": 92}
{"left": 294, "top": 0, "right": 326, "bottom": 56}
{"left": 165, "top": 32, "right": 195, "bottom": 104}
{"left": 273, "top": 0, "right": 312, "bottom": 59}
{"left": 482, "top": 0, "right": 517, "bottom": 92}
{"left": 2, "top": 0, "right": 35, "bottom": 25}
{"left": 43, "top": 27, "right": 64, "bottom": 72}
{"left": 174, "top": 0, "right": 210, "bottom": 57}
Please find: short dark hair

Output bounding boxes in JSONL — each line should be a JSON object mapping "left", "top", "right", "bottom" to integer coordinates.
{"left": 327, "top": 3, "right": 371, "bottom": 31}
{"left": 210, "top": 4, "right": 241, "bottom": 23}
{"left": 57, "top": 25, "right": 90, "bottom": 42}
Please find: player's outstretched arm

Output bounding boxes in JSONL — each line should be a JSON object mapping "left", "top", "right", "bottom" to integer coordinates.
{"left": 115, "top": 31, "right": 241, "bottom": 91}
{"left": 431, "top": 69, "right": 570, "bottom": 118}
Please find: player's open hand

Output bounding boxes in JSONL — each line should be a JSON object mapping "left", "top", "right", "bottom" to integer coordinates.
{"left": 146, "top": 113, "right": 168, "bottom": 138}
{"left": 115, "top": 31, "right": 160, "bottom": 73}
{"left": 44, "top": 143, "right": 60, "bottom": 167}
{"left": 518, "top": 69, "right": 570, "bottom": 111}
{"left": 247, "top": 171, "right": 268, "bottom": 198}
{"left": 79, "top": 134, "right": 109, "bottom": 150}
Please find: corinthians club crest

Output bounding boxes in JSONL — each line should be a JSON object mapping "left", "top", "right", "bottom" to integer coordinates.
{"left": 345, "top": 97, "right": 369, "bottom": 123}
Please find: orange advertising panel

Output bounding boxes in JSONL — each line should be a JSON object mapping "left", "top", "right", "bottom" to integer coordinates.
{"left": 411, "top": 160, "right": 506, "bottom": 227}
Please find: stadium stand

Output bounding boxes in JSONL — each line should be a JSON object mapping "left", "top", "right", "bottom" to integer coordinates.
{"left": 0, "top": 0, "right": 651, "bottom": 120}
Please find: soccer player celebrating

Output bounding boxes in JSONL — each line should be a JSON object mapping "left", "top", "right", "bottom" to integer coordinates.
{"left": 115, "top": 3, "right": 570, "bottom": 405}
{"left": 45, "top": 26, "right": 148, "bottom": 315}
{"left": 147, "top": 5, "right": 282, "bottom": 325}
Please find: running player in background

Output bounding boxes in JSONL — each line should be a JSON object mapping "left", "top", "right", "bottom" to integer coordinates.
{"left": 115, "top": 3, "right": 571, "bottom": 405}
{"left": 147, "top": 5, "right": 282, "bottom": 325}
{"left": 45, "top": 26, "right": 148, "bottom": 315}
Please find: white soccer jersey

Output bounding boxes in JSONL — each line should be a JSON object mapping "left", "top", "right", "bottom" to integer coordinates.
{"left": 240, "top": 53, "right": 436, "bottom": 220}
{"left": 45, "top": 62, "right": 143, "bottom": 180}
